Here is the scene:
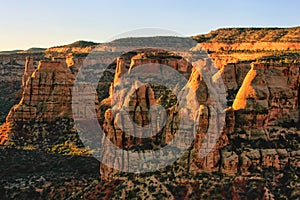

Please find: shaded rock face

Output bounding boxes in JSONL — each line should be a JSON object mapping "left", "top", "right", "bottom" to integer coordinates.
{"left": 0, "top": 55, "right": 27, "bottom": 82}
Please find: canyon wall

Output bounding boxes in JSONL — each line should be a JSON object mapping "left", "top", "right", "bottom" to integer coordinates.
{"left": 0, "top": 50, "right": 299, "bottom": 173}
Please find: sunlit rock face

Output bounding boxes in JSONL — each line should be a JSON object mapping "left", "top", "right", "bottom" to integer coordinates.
{"left": 7, "top": 60, "right": 75, "bottom": 122}
{"left": 0, "top": 58, "right": 78, "bottom": 146}
{"left": 22, "top": 57, "right": 35, "bottom": 88}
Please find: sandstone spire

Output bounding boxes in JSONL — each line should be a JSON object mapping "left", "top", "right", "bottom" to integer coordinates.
{"left": 22, "top": 56, "right": 35, "bottom": 88}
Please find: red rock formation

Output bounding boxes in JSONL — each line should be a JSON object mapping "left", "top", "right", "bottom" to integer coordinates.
{"left": 98, "top": 50, "right": 232, "bottom": 179}
{"left": 1, "top": 50, "right": 298, "bottom": 178}
{"left": 99, "top": 51, "right": 196, "bottom": 179}
{"left": 220, "top": 61, "right": 300, "bottom": 175}
{"left": 0, "top": 54, "right": 44, "bottom": 122}
{"left": 7, "top": 60, "right": 75, "bottom": 122}
{"left": 22, "top": 57, "right": 35, "bottom": 87}
{"left": 0, "top": 39, "right": 298, "bottom": 200}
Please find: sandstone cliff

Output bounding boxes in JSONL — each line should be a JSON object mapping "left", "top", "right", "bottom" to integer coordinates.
{"left": 7, "top": 60, "right": 75, "bottom": 122}
{"left": 0, "top": 54, "right": 43, "bottom": 122}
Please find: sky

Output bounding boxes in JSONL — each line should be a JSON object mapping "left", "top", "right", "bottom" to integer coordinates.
{"left": 0, "top": 0, "right": 299, "bottom": 51}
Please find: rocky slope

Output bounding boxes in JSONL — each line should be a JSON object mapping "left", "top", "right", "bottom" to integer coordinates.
{"left": 192, "top": 27, "right": 300, "bottom": 68}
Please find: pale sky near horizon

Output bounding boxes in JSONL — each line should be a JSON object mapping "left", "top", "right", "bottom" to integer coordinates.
{"left": 0, "top": 0, "right": 299, "bottom": 51}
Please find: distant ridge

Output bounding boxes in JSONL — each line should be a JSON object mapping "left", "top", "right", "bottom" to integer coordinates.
{"left": 0, "top": 48, "right": 46, "bottom": 55}
{"left": 0, "top": 50, "right": 23, "bottom": 55}
{"left": 1, "top": 27, "right": 300, "bottom": 55}
{"left": 18, "top": 47, "right": 46, "bottom": 54}
{"left": 52, "top": 40, "right": 100, "bottom": 48}
{"left": 108, "top": 36, "right": 196, "bottom": 48}
{"left": 192, "top": 26, "right": 300, "bottom": 43}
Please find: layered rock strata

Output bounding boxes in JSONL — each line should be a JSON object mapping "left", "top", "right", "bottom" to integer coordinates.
{"left": 0, "top": 46, "right": 299, "bottom": 199}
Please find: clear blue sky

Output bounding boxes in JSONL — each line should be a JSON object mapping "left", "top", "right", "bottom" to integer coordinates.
{"left": 0, "top": 0, "right": 299, "bottom": 51}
